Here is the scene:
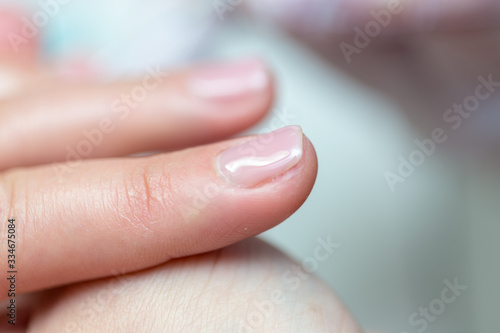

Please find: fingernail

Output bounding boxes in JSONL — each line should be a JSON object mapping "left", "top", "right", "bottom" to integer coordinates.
{"left": 188, "top": 58, "right": 270, "bottom": 100}
{"left": 217, "top": 126, "right": 303, "bottom": 187}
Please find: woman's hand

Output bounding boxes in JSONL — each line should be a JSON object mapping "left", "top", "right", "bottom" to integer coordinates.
{"left": 0, "top": 8, "right": 317, "bottom": 292}
{"left": 23, "top": 238, "right": 362, "bottom": 333}
{"left": 0, "top": 10, "right": 362, "bottom": 332}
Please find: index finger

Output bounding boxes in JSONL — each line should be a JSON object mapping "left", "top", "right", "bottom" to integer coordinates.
{"left": 0, "top": 126, "right": 318, "bottom": 297}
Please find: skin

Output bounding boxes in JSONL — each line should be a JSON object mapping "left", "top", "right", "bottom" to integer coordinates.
{"left": 2, "top": 2, "right": 494, "bottom": 331}
{"left": 24, "top": 239, "right": 361, "bottom": 333}
{"left": 0, "top": 9, "right": 360, "bottom": 333}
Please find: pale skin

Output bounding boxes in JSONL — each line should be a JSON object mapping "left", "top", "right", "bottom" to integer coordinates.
{"left": 1, "top": 2, "right": 495, "bottom": 331}
{"left": 0, "top": 9, "right": 360, "bottom": 333}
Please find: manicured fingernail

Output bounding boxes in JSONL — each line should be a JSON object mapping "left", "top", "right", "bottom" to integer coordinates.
{"left": 217, "top": 126, "right": 303, "bottom": 187}
{"left": 188, "top": 58, "right": 270, "bottom": 100}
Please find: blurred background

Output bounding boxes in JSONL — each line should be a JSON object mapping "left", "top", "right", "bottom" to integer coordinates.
{"left": 3, "top": 0, "right": 500, "bottom": 332}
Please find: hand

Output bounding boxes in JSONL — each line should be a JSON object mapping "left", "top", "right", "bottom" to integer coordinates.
{"left": 20, "top": 238, "right": 362, "bottom": 333}
{"left": 0, "top": 10, "right": 359, "bottom": 332}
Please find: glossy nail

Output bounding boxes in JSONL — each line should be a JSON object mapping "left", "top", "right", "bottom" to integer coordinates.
{"left": 188, "top": 58, "right": 270, "bottom": 100}
{"left": 217, "top": 126, "right": 304, "bottom": 187}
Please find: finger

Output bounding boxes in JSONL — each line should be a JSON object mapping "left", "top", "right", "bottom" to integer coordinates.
{"left": 28, "top": 238, "right": 361, "bottom": 333}
{"left": 0, "top": 58, "right": 274, "bottom": 170}
{"left": 0, "top": 126, "right": 317, "bottom": 296}
{"left": 0, "top": 8, "right": 41, "bottom": 98}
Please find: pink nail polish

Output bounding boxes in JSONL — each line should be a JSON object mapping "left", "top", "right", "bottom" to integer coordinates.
{"left": 188, "top": 58, "right": 269, "bottom": 100}
{"left": 217, "top": 126, "right": 304, "bottom": 187}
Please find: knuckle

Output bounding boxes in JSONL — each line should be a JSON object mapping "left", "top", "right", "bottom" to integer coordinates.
{"left": 115, "top": 160, "right": 173, "bottom": 233}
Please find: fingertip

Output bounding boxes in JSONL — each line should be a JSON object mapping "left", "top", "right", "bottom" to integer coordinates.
{"left": 184, "top": 126, "right": 318, "bottom": 251}
{"left": 0, "top": 126, "right": 318, "bottom": 293}
{"left": 302, "top": 129, "right": 319, "bottom": 187}
{"left": 175, "top": 57, "right": 276, "bottom": 141}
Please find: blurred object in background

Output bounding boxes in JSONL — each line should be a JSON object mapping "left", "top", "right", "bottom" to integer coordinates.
{"left": 3, "top": 0, "right": 217, "bottom": 78}
{"left": 245, "top": 0, "right": 500, "bottom": 161}
{"left": 245, "top": 0, "right": 500, "bottom": 34}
